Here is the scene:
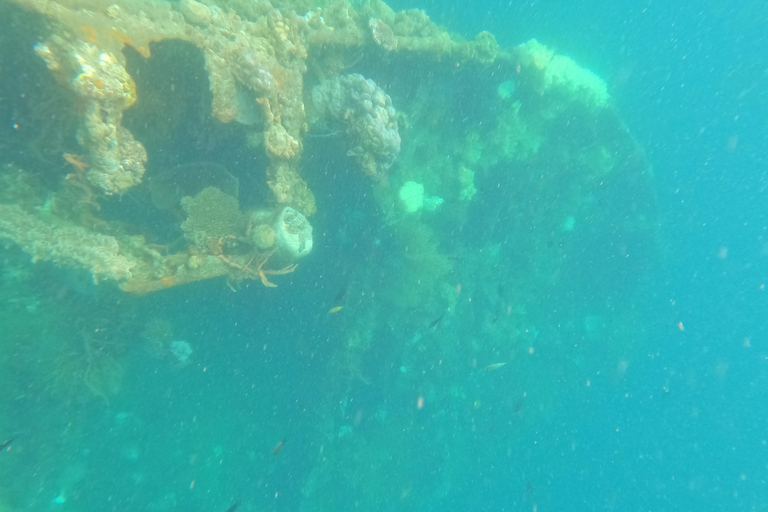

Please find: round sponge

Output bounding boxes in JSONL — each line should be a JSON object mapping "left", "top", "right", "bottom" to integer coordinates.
{"left": 273, "top": 207, "right": 313, "bottom": 260}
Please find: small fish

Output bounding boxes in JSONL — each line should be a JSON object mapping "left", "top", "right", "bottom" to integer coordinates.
{"left": 328, "top": 306, "right": 343, "bottom": 314}
{"left": 63, "top": 153, "right": 89, "bottom": 171}
{"left": 428, "top": 315, "right": 444, "bottom": 329}
{"left": 110, "top": 28, "right": 134, "bottom": 46}
{"left": 485, "top": 362, "right": 507, "bottom": 372}
{"left": 334, "top": 284, "right": 348, "bottom": 304}
{"left": 272, "top": 438, "right": 286, "bottom": 455}
{"left": 224, "top": 500, "right": 240, "bottom": 512}
{"left": 79, "top": 25, "right": 97, "bottom": 43}
{"left": 0, "top": 439, "right": 13, "bottom": 452}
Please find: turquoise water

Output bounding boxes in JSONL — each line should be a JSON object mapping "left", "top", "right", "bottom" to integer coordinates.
{"left": 1, "top": 1, "right": 766, "bottom": 511}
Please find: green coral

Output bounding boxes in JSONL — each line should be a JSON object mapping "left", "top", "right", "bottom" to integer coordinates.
{"left": 458, "top": 166, "right": 477, "bottom": 201}
{"left": 386, "top": 219, "right": 453, "bottom": 311}
{"left": 494, "top": 100, "right": 542, "bottom": 163}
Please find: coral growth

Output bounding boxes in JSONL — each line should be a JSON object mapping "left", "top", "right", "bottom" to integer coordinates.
{"left": 369, "top": 18, "right": 398, "bottom": 51}
{"left": 0, "top": 0, "right": 628, "bottom": 298}
{"left": 35, "top": 38, "right": 146, "bottom": 195}
{"left": 514, "top": 39, "right": 609, "bottom": 110}
{"left": 312, "top": 73, "right": 401, "bottom": 179}
{"left": 0, "top": 3, "right": 660, "bottom": 510}
{"left": 0, "top": 205, "right": 134, "bottom": 283}
{"left": 180, "top": 187, "right": 246, "bottom": 252}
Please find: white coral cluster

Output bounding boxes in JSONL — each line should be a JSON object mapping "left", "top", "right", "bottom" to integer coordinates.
{"left": 517, "top": 39, "right": 609, "bottom": 110}
{"left": 312, "top": 74, "right": 401, "bottom": 179}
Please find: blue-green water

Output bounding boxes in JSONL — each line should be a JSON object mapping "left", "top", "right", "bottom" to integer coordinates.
{"left": 1, "top": 1, "right": 766, "bottom": 511}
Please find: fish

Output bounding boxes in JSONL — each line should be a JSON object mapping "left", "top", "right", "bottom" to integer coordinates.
{"left": 0, "top": 439, "right": 13, "bottom": 452}
{"left": 328, "top": 306, "right": 343, "bottom": 314}
{"left": 79, "top": 25, "right": 97, "bottom": 43}
{"left": 272, "top": 438, "right": 286, "bottom": 455}
{"left": 224, "top": 501, "right": 240, "bottom": 512}
{"left": 333, "top": 284, "right": 348, "bottom": 304}
{"left": 484, "top": 362, "right": 507, "bottom": 372}
{"left": 525, "top": 482, "right": 534, "bottom": 501}
{"left": 63, "top": 153, "right": 89, "bottom": 171}
{"left": 110, "top": 28, "right": 134, "bottom": 46}
{"left": 428, "top": 315, "right": 444, "bottom": 329}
